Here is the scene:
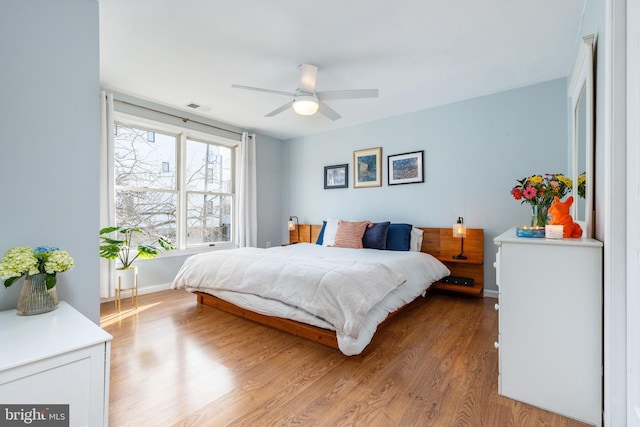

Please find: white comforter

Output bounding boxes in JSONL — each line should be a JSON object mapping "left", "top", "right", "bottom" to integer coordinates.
{"left": 172, "top": 243, "right": 449, "bottom": 355}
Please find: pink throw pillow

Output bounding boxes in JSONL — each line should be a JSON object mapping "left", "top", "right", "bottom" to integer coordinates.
{"left": 331, "top": 220, "right": 372, "bottom": 249}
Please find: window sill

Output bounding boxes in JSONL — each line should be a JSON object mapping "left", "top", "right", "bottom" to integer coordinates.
{"left": 135, "top": 244, "right": 238, "bottom": 261}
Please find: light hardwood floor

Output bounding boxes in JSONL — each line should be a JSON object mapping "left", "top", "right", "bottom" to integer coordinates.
{"left": 101, "top": 290, "right": 592, "bottom": 427}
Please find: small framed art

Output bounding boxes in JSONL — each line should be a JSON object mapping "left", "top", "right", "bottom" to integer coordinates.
{"left": 388, "top": 150, "right": 424, "bottom": 185}
{"left": 354, "top": 147, "right": 382, "bottom": 188}
{"left": 324, "top": 164, "right": 348, "bottom": 189}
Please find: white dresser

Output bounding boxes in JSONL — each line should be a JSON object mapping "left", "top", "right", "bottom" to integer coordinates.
{"left": 494, "top": 228, "right": 603, "bottom": 426}
{"left": 0, "top": 301, "right": 112, "bottom": 427}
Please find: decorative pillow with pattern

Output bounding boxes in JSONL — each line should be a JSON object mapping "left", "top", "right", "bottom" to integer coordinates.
{"left": 332, "top": 220, "right": 373, "bottom": 249}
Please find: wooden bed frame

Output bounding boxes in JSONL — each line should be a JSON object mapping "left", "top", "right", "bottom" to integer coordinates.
{"left": 194, "top": 225, "right": 484, "bottom": 350}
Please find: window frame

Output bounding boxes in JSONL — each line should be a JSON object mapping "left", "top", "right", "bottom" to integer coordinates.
{"left": 112, "top": 112, "right": 239, "bottom": 252}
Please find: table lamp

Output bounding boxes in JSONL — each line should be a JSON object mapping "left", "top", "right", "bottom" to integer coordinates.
{"left": 288, "top": 215, "right": 300, "bottom": 244}
{"left": 453, "top": 216, "right": 467, "bottom": 260}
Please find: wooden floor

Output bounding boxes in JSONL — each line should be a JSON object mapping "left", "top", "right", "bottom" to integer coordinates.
{"left": 101, "top": 290, "right": 592, "bottom": 427}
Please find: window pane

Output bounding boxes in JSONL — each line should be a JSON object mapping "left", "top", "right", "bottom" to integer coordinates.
{"left": 116, "top": 190, "right": 177, "bottom": 246}
{"left": 114, "top": 125, "right": 176, "bottom": 189}
{"left": 187, "top": 193, "right": 232, "bottom": 245}
{"left": 185, "top": 139, "right": 232, "bottom": 192}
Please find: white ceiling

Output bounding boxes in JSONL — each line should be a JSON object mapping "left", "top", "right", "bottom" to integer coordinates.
{"left": 99, "top": 1, "right": 586, "bottom": 141}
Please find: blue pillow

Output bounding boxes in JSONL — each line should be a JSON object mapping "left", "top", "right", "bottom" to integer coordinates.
{"left": 386, "top": 223, "right": 412, "bottom": 251}
{"left": 362, "top": 222, "right": 390, "bottom": 250}
{"left": 316, "top": 221, "right": 327, "bottom": 245}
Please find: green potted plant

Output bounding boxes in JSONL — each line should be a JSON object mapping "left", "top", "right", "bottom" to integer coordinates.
{"left": 99, "top": 226, "right": 175, "bottom": 267}
{"left": 99, "top": 226, "right": 175, "bottom": 294}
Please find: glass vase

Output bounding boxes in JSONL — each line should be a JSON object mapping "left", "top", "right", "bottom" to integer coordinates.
{"left": 531, "top": 204, "right": 550, "bottom": 227}
{"left": 16, "top": 273, "right": 59, "bottom": 315}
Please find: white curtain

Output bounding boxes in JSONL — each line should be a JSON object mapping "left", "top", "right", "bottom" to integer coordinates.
{"left": 238, "top": 132, "right": 257, "bottom": 247}
{"left": 99, "top": 91, "right": 116, "bottom": 298}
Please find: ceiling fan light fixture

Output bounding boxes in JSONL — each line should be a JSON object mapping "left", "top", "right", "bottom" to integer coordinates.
{"left": 292, "top": 95, "right": 319, "bottom": 115}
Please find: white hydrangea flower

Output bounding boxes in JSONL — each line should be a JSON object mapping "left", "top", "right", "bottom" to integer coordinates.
{"left": 0, "top": 247, "right": 39, "bottom": 279}
{"left": 1, "top": 246, "right": 74, "bottom": 288}
{"left": 44, "top": 250, "right": 74, "bottom": 274}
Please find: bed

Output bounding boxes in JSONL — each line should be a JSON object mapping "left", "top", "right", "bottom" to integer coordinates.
{"left": 172, "top": 223, "right": 484, "bottom": 355}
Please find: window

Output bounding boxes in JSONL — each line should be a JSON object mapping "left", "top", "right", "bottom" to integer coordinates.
{"left": 113, "top": 120, "right": 236, "bottom": 249}
{"left": 184, "top": 137, "right": 233, "bottom": 245}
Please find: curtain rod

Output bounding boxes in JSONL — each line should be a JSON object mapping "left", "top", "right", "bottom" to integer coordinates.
{"left": 114, "top": 99, "right": 243, "bottom": 137}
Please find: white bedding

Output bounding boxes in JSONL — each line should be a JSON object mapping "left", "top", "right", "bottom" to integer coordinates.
{"left": 172, "top": 243, "right": 449, "bottom": 355}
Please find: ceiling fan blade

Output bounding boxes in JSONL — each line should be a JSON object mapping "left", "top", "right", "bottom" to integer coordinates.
{"left": 298, "top": 64, "right": 318, "bottom": 94}
{"left": 317, "top": 89, "right": 379, "bottom": 101}
{"left": 231, "top": 84, "right": 295, "bottom": 97}
{"left": 265, "top": 101, "right": 293, "bottom": 117}
{"left": 317, "top": 102, "right": 341, "bottom": 121}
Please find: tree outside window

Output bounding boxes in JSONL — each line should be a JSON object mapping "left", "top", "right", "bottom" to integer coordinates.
{"left": 113, "top": 124, "right": 234, "bottom": 248}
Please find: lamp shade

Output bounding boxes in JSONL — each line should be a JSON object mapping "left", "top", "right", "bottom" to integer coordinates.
{"left": 288, "top": 215, "right": 299, "bottom": 230}
{"left": 453, "top": 217, "right": 467, "bottom": 238}
{"left": 292, "top": 95, "right": 319, "bottom": 115}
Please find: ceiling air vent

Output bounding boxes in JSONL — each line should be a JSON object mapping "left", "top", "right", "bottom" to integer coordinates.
{"left": 185, "top": 103, "right": 211, "bottom": 112}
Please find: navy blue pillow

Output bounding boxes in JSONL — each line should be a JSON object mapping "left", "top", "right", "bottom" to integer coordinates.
{"left": 386, "top": 223, "right": 412, "bottom": 251}
{"left": 315, "top": 221, "right": 327, "bottom": 245}
{"left": 362, "top": 222, "right": 390, "bottom": 250}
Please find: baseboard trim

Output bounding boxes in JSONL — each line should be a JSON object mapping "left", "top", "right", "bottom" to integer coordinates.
{"left": 139, "top": 282, "right": 174, "bottom": 295}
{"left": 100, "top": 282, "right": 173, "bottom": 303}
{"left": 484, "top": 289, "right": 498, "bottom": 299}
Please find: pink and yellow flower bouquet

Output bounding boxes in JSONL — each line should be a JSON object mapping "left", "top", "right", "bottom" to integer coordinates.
{"left": 511, "top": 173, "right": 573, "bottom": 227}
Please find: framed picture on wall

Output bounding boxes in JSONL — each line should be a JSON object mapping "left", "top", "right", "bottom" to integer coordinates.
{"left": 353, "top": 147, "right": 382, "bottom": 188}
{"left": 324, "top": 164, "right": 348, "bottom": 189}
{"left": 388, "top": 150, "right": 424, "bottom": 185}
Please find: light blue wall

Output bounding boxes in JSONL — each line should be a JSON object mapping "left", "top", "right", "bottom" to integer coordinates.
{"left": 256, "top": 134, "right": 286, "bottom": 248}
{"left": 0, "top": 0, "right": 100, "bottom": 321}
{"left": 284, "top": 78, "right": 569, "bottom": 293}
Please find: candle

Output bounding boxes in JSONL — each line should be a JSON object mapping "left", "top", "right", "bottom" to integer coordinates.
{"left": 545, "top": 225, "right": 564, "bottom": 239}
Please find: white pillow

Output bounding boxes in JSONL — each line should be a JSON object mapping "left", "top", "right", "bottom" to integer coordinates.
{"left": 410, "top": 227, "right": 424, "bottom": 251}
{"left": 322, "top": 219, "right": 340, "bottom": 246}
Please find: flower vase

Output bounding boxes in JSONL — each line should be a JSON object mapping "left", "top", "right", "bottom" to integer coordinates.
{"left": 531, "top": 204, "right": 550, "bottom": 227}
{"left": 16, "top": 273, "right": 59, "bottom": 315}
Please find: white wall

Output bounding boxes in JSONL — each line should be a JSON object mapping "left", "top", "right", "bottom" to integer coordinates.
{"left": 284, "top": 78, "right": 569, "bottom": 294}
{"left": 0, "top": 0, "right": 100, "bottom": 322}
{"left": 570, "top": 0, "right": 628, "bottom": 425}
{"left": 571, "top": 0, "right": 606, "bottom": 240}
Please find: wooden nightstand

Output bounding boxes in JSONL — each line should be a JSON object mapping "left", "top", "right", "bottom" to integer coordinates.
{"left": 424, "top": 228, "right": 484, "bottom": 297}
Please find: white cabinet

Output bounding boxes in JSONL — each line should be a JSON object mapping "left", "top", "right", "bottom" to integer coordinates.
{"left": 0, "top": 302, "right": 112, "bottom": 427}
{"left": 494, "top": 228, "right": 603, "bottom": 426}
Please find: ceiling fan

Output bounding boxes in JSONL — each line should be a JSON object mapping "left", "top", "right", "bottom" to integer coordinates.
{"left": 231, "top": 64, "right": 378, "bottom": 121}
